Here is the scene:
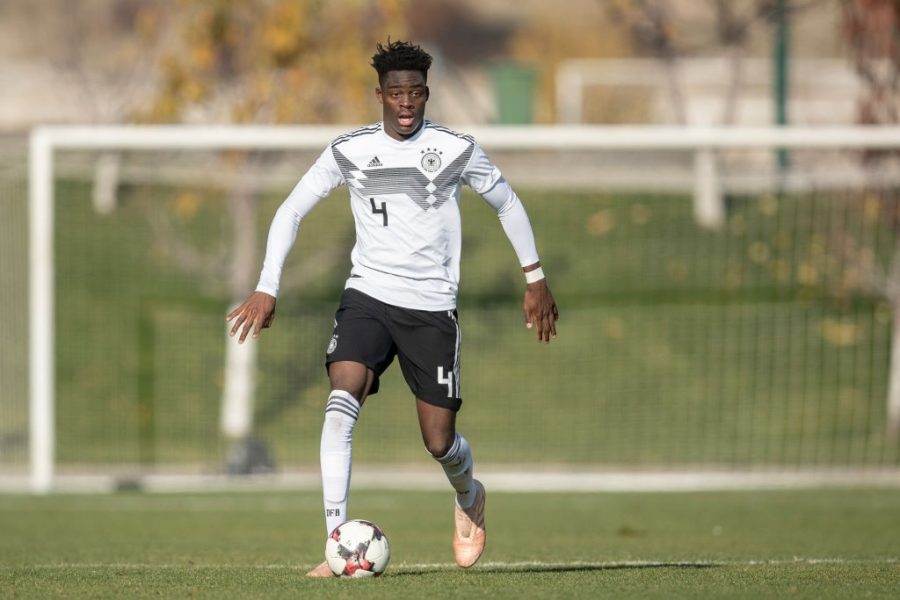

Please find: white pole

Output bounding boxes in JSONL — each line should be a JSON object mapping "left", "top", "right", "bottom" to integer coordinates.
{"left": 29, "top": 129, "right": 54, "bottom": 494}
{"left": 888, "top": 303, "right": 900, "bottom": 438}
{"left": 693, "top": 148, "right": 725, "bottom": 229}
{"left": 92, "top": 153, "right": 120, "bottom": 215}
{"left": 555, "top": 64, "right": 583, "bottom": 124}
{"left": 221, "top": 321, "right": 257, "bottom": 439}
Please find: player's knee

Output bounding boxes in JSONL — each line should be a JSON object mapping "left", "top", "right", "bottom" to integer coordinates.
{"left": 423, "top": 434, "right": 454, "bottom": 458}
{"left": 327, "top": 361, "right": 371, "bottom": 400}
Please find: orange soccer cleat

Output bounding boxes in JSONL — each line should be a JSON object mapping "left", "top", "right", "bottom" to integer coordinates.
{"left": 452, "top": 479, "right": 486, "bottom": 568}
{"left": 305, "top": 560, "right": 336, "bottom": 578}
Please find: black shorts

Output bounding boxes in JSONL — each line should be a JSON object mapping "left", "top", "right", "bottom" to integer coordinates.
{"left": 325, "top": 288, "right": 462, "bottom": 411}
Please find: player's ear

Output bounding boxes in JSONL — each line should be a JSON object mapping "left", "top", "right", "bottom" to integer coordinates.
{"left": 424, "top": 86, "right": 430, "bottom": 100}
{"left": 375, "top": 86, "right": 383, "bottom": 105}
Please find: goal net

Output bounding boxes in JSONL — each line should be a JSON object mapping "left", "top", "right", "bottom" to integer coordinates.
{"left": 5, "top": 125, "right": 900, "bottom": 491}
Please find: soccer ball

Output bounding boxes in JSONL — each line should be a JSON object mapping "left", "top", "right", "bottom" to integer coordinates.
{"left": 325, "top": 519, "right": 391, "bottom": 577}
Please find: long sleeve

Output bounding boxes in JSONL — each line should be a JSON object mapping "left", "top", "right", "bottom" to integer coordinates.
{"left": 462, "top": 142, "right": 540, "bottom": 267}
{"left": 479, "top": 177, "right": 540, "bottom": 268}
{"left": 255, "top": 147, "right": 344, "bottom": 297}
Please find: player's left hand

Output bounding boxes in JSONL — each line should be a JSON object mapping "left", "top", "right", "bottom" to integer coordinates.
{"left": 523, "top": 279, "right": 559, "bottom": 343}
{"left": 226, "top": 291, "right": 277, "bottom": 344}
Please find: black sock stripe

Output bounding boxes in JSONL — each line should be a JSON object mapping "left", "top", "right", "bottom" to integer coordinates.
{"left": 326, "top": 403, "right": 359, "bottom": 420}
{"left": 327, "top": 393, "right": 360, "bottom": 408}
{"left": 325, "top": 406, "right": 359, "bottom": 420}
{"left": 327, "top": 398, "right": 360, "bottom": 416}
{"left": 327, "top": 395, "right": 359, "bottom": 408}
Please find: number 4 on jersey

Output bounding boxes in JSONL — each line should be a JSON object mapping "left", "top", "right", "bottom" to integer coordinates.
{"left": 370, "top": 197, "right": 388, "bottom": 226}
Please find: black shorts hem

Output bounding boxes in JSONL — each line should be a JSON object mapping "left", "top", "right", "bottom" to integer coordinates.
{"left": 324, "top": 359, "right": 383, "bottom": 396}
{"left": 416, "top": 393, "right": 462, "bottom": 412}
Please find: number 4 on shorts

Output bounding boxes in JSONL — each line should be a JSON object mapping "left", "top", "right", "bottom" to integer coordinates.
{"left": 437, "top": 366, "right": 454, "bottom": 398}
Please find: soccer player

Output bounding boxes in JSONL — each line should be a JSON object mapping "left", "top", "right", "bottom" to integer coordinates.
{"left": 227, "top": 40, "right": 559, "bottom": 577}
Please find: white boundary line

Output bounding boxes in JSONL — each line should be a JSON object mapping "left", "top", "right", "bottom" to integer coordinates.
{"left": 4, "top": 558, "right": 897, "bottom": 571}
{"left": 2, "top": 468, "right": 900, "bottom": 494}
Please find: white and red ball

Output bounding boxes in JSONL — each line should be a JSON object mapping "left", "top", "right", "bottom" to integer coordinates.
{"left": 325, "top": 519, "right": 391, "bottom": 577}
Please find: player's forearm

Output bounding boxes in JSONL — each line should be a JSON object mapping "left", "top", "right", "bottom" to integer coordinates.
{"left": 255, "top": 203, "right": 302, "bottom": 297}
{"left": 254, "top": 172, "right": 333, "bottom": 297}
{"left": 482, "top": 179, "right": 540, "bottom": 267}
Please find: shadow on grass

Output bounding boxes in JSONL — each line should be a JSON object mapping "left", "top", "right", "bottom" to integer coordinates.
{"left": 388, "top": 561, "right": 720, "bottom": 578}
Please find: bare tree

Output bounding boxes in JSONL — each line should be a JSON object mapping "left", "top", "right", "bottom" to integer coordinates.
{"left": 605, "top": 0, "right": 687, "bottom": 123}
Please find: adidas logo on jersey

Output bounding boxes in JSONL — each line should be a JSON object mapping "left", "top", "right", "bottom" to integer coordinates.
{"left": 366, "top": 156, "right": 383, "bottom": 167}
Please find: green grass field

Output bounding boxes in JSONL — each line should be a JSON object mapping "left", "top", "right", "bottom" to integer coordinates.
{"left": 1, "top": 488, "right": 898, "bottom": 598}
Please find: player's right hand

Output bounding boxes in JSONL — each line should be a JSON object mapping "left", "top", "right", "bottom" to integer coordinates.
{"left": 226, "top": 291, "right": 277, "bottom": 343}
{"left": 523, "top": 279, "right": 559, "bottom": 344}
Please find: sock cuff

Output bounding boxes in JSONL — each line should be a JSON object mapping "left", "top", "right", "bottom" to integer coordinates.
{"left": 326, "top": 390, "right": 360, "bottom": 421}
{"left": 435, "top": 433, "right": 463, "bottom": 465}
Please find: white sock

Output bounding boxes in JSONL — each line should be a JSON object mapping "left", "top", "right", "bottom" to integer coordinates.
{"left": 320, "top": 390, "right": 360, "bottom": 535}
{"left": 435, "top": 433, "right": 475, "bottom": 509}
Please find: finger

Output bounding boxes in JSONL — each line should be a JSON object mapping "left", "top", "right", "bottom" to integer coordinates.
{"left": 226, "top": 304, "right": 244, "bottom": 322}
{"left": 538, "top": 310, "right": 553, "bottom": 343}
{"left": 229, "top": 312, "right": 246, "bottom": 336}
{"left": 236, "top": 308, "right": 256, "bottom": 341}
{"left": 252, "top": 315, "right": 263, "bottom": 338}
{"left": 239, "top": 317, "right": 255, "bottom": 343}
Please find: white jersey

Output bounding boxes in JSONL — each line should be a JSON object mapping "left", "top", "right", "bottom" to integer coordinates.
{"left": 256, "top": 120, "right": 539, "bottom": 311}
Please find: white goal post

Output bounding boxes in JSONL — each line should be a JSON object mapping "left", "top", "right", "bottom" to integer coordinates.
{"left": 28, "top": 124, "right": 900, "bottom": 494}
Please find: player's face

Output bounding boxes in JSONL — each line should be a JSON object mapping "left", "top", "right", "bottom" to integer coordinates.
{"left": 376, "top": 70, "right": 429, "bottom": 141}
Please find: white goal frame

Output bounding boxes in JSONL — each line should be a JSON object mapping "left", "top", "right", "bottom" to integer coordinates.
{"left": 28, "top": 124, "right": 900, "bottom": 494}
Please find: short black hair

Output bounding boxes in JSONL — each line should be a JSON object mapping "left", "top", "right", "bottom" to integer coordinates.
{"left": 371, "top": 40, "right": 433, "bottom": 84}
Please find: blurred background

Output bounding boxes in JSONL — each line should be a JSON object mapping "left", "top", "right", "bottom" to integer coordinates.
{"left": 1, "top": 0, "right": 899, "bottom": 491}
{"left": 0, "top": 0, "right": 859, "bottom": 127}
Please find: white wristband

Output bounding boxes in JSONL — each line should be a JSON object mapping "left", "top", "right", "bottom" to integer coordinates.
{"left": 525, "top": 267, "right": 545, "bottom": 284}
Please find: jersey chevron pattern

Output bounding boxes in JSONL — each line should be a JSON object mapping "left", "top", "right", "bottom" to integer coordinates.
{"left": 325, "top": 121, "right": 502, "bottom": 310}
{"left": 331, "top": 144, "right": 475, "bottom": 212}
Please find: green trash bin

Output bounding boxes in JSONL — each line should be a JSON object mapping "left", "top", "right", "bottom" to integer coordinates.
{"left": 491, "top": 64, "right": 536, "bottom": 124}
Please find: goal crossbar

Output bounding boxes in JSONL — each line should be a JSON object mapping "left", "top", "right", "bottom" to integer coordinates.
{"left": 32, "top": 124, "right": 900, "bottom": 151}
